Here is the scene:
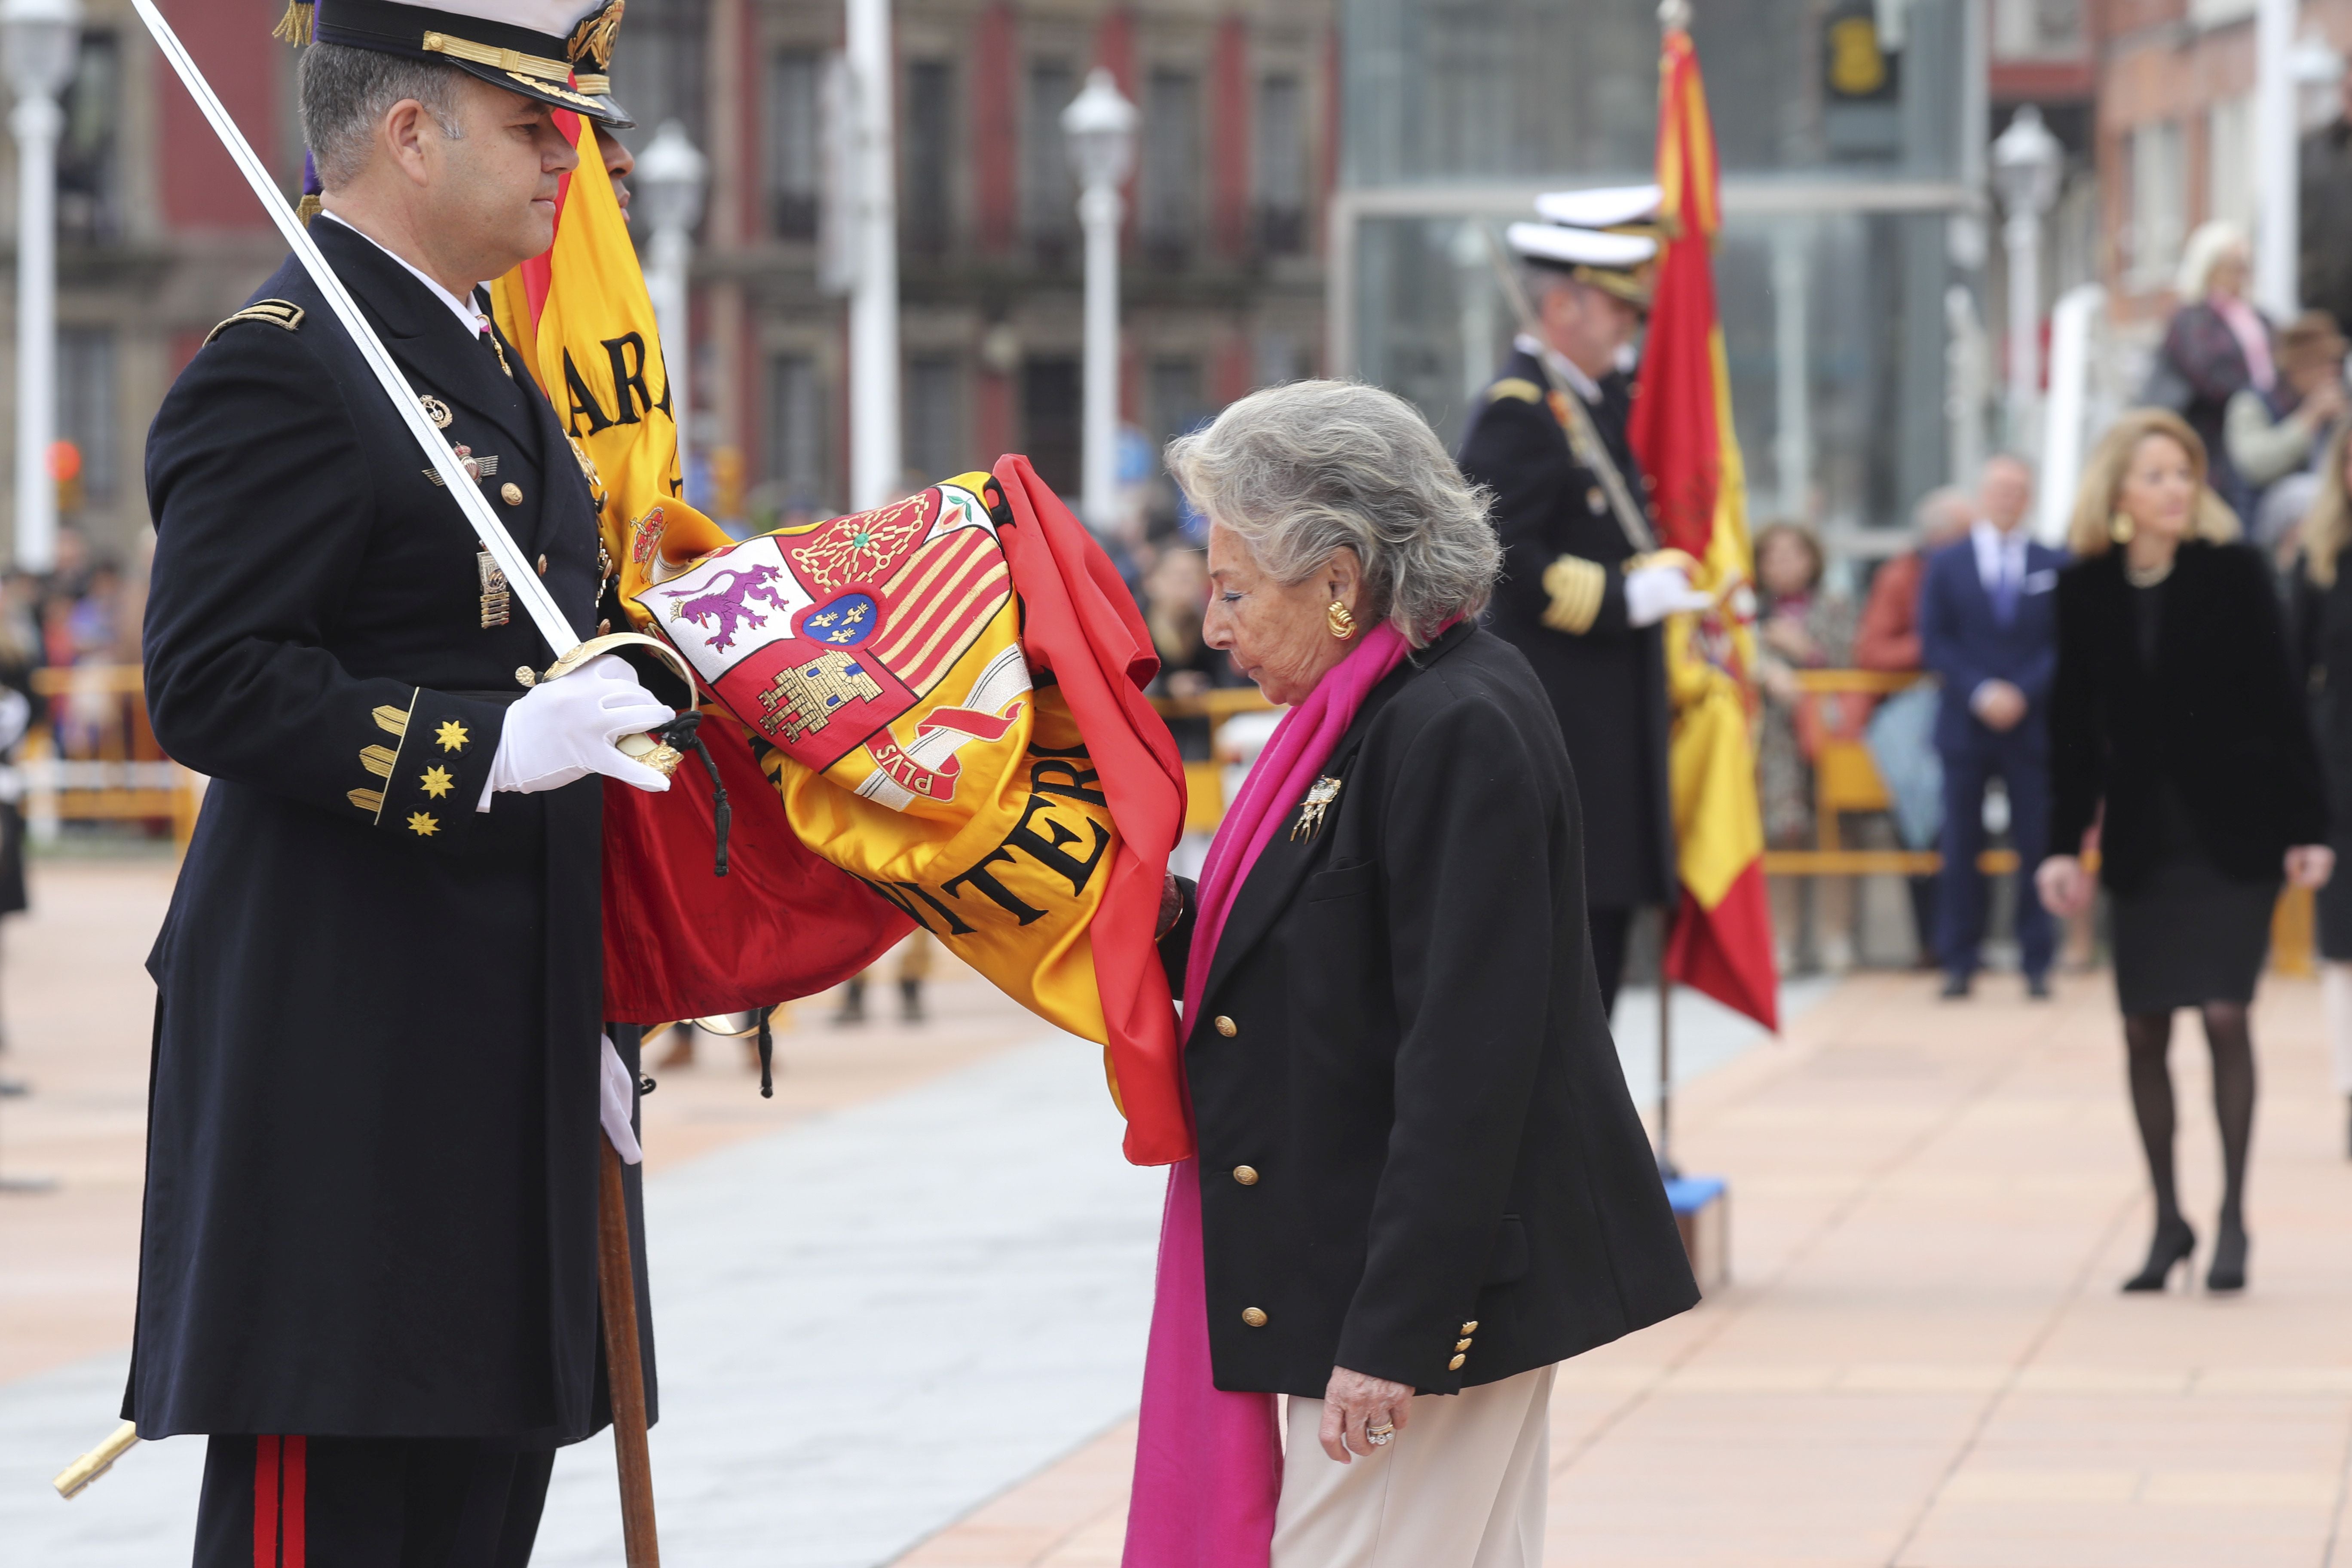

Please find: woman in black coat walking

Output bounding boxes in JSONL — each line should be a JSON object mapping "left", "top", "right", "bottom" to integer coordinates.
{"left": 2037, "top": 408, "right": 2333, "bottom": 1295}
{"left": 2291, "top": 422, "right": 2352, "bottom": 1158}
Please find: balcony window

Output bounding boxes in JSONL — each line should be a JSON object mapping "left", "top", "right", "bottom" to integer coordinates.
{"left": 1254, "top": 74, "right": 1305, "bottom": 256}
{"left": 1140, "top": 69, "right": 1200, "bottom": 267}
{"left": 769, "top": 49, "right": 821, "bottom": 241}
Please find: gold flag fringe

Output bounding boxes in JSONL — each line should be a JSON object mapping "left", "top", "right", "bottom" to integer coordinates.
{"left": 271, "top": 0, "right": 314, "bottom": 46}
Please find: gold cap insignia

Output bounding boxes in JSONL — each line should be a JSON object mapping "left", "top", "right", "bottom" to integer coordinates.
{"left": 566, "top": 0, "right": 624, "bottom": 71}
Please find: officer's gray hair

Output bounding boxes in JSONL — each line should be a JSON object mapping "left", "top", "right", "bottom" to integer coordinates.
{"left": 300, "top": 43, "right": 469, "bottom": 191}
{"left": 1165, "top": 380, "right": 1500, "bottom": 646}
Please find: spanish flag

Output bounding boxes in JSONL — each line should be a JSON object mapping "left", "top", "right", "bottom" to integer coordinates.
{"left": 1626, "top": 26, "right": 1778, "bottom": 1031}
{"left": 488, "top": 110, "right": 915, "bottom": 1025}
{"left": 490, "top": 114, "right": 1194, "bottom": 1164}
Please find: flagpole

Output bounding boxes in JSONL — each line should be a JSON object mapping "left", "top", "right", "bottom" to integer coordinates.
{"left": 1657, "top": 931, "right": 1679, "bottom": 1180}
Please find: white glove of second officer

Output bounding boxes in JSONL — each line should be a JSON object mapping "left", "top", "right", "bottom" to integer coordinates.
{"left": 1624, "top": 563, "right": 1715, "bottom": 628}
{"left": 478, "top": 653, "right": 674, "bottom": 809}
{"left": 599, "top": 1032, "right": 643, "bottom": 1164}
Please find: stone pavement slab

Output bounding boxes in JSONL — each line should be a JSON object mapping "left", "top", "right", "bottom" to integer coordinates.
{"left": 895, "top": 970, "right": 2352, "bottom": 1568}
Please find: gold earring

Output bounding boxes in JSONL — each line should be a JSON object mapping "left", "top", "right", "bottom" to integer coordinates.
{"left": 1326, "top": 599, "right": 1358, "bottom": 640}
{"left": 2109, "top": 511, "right": 2135, "bottom": 544}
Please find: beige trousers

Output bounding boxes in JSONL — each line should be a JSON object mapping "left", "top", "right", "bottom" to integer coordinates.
{"left": 1270, "top": 1365, "right": 1554, "bottom": 1568}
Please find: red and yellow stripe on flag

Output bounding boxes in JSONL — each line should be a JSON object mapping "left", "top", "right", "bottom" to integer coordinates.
{"left": 1628, "top": 25, "right": 1779, "bottom": 1031}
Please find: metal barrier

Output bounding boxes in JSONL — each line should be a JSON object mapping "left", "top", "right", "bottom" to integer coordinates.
{"left": 22, "top": 665, "right": 202, "bottom": 848}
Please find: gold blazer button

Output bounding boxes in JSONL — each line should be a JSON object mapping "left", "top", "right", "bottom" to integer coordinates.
{"left": 1241, "top": 1307, "right": 1268, "bottom": 1328}
{"left": 1233, "top": 1165, "right": 1259, "bottom": 1186}
{"left": 1448, "top": 1353, "right": 1467, "bottom": 1371}
{"left": 1461, "top": 1320, "right": 1479, "bottom": 1334}
{"left": 1213, "top": 1015, "right": 1237, "bottom": 1038}
{"left": 500, "top": 482, "right": 524, "bottom": 506}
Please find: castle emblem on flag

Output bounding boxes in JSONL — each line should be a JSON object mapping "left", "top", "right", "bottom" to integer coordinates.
{"left": 760, "top": 649, "right": 885, "bottom": 744}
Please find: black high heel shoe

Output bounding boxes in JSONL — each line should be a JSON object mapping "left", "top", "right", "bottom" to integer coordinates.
{"left": 2206, "top": 1219, "right": 2248, "bottom": 1292}
{"left": 2122, "top": 1217, "right": 2196, "bottom": 1292}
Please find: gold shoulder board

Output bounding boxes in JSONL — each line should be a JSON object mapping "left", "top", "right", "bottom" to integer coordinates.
{"left": 204, "top": 300, "right": 306, "bottom": 346}
{"left": 1488, "top": 377, "right": 1544, "bottom": 404}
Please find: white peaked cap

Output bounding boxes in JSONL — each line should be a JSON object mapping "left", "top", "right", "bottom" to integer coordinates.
{"left": 1533, "top": 185, "right": 1666, "bottom": 230}
{"left": 447, "top": 0, "right": 609, "bottom": 33}
{"left": 1505, "top": 223, "right": 1658, "bottom": 269}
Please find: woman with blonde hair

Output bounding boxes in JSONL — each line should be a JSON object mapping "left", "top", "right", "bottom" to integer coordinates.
{"left": 2155, "top": 222, "right": 2275, "bottom": 515}
{"left": 2293, "top": 420, "right": 2352, "bottom": 1157}
{"left": 2037, "top": 408, "right": 2331, "bottom": 1294}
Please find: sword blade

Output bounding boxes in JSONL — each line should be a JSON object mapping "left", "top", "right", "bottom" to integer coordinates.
{"left": 129, "top": 0, "right": 581, "bottom": 659}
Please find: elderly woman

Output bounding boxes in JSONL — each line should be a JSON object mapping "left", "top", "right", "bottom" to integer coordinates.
{"left": 2156, "top": 222, "right": 2275, "bottom": 517}
{"left": 2037, "top": 408, "right": 2332, "bottom": 1295}
{"left": 1126, "top": 380, "right": 1697, "bottom": 1568}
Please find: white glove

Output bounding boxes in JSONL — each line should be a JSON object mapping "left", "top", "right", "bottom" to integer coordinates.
{"left": 600, "top": 1032, "right": 643, "bottom": 1164}
{"left": 478, "top": 653, "right": 673, "bottom": 809}
{"left": 1624, "top": 564, "right": 1715, "bottom": 628}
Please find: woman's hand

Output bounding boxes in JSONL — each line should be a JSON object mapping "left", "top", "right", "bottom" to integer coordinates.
{"left": 1156, "top": 873, "right": 1184, "bottom": 940}
{"left": 2036, "top": 854, "right": 2093, "bottom": 918}
{"left": 1318, "top": 1366, "right": 1414, "bottom": 1462}
{"left": 2286, "top": 844, "right": 2337, "bottom": 890}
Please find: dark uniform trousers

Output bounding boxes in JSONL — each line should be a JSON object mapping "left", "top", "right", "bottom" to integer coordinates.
{"left": 1455, "top": 349, "right": 1678, "bottom": 1014}
{"left": 196, "top": 1434, "right": 555, "bottom": 1568}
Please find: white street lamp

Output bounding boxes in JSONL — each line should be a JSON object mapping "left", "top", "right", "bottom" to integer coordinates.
{"left": 3, "top": 0, "right": 78, "bottom": 574}
{"left": 1991, "top": 104, "right": 2061, "bottom": 454}
{"left": 1063, "top": 67, "right": 1134, "bottom": 532}
{"left": 844, "top": 0, "right": 899, "bottom": 511}
{"left": 635, "top": 118, "right": 705, "bottom": 463}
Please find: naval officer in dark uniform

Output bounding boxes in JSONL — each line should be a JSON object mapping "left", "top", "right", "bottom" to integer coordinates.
{"left": 1455, "top": 192, "right": 1711, "bottom": 1015}
{"left": 133, "top": 6, "right": 673, "bottom": 1561}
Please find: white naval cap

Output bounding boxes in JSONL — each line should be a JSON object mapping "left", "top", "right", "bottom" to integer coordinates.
{"left": 298, "top": 0, "right": 635, "bottom": 127}
{"left": 1532, "top": 184, "right": 1666, "bottom": 232}
{"left": 1504, "top": 223, "right": 1658, "bottom": 270}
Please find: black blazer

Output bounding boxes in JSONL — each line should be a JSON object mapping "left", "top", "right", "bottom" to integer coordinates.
{"left": 1455, "top": 350, "right": 1675, "bottom": 908}
{"left": 1159, "top": 625, "right": 1697, "bottom": 1399}
{"left": 131, "top": 217, "right": 652, "bottom": 1441}
{"left": 2049, "top": 540, "right": 2325, "bottom": 894}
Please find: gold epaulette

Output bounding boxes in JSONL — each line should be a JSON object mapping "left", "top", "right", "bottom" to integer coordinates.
{"left": 1488, "top": 377, "right": 1544, "bottom": 404}
{"left": 1541, "top": 555, "right": 1608, "bottom": 635}
{"left": 204, "top": 300, "right": 305, "bottom": 346}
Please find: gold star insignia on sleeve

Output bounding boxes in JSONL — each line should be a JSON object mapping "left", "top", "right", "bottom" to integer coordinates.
{"left": 407, "top": 812, "right": 440, "bottom": 836}
{"left": 435, "top": 720, "right": 469, "bottom": 752}
{"left": 420, "top": 766, "right": 454, "bottom": 799}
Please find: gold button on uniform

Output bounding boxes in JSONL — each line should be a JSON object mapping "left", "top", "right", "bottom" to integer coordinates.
{"left": 535, "top": 554, "right": 548, "bottom": 575}
{"left": 500, "top": 482, "right": 523, "bottom": 506}
{"left": 1213, "top": 1015, "right": 1237, "bottom": 1038}
{"left": 1448, "top": 1353, "right": 1467, "bottom": 1371}
{"left": 1241, "top": 1307, "right": 1268, "bottom": 1328}
{"left": 1455, "top": 1338, "right": 1473, "bottom": 1351}
{"left": 1233, "top": 1165, "right": 1259, "bottom": 1186}
{"left": 1460, "top": 1321, "right": 1479, "bottom": 1334}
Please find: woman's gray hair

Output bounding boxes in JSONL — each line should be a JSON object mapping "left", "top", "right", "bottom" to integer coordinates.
{"left": 1164, "top": 380, "right": 1500, "bottom": 646}
{"left": 300, "top": 44, "right": 468, "bottom": 191}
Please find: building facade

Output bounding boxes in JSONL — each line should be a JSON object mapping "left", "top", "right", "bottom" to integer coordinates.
{"left": 0, "top": 0, "right": 1336, "bottom": 561}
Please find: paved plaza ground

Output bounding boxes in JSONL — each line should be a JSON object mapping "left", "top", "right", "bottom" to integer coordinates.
{"left": 3, "top": 856, "right": 2351, "bottom": 1565}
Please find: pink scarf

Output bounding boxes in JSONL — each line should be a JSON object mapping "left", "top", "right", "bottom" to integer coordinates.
{"left": 1121, "top": 622, "right": 1415, "bottom": 1568}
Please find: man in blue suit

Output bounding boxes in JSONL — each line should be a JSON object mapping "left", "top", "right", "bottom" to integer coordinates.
{"left": 1919, "top": 455, "right": 2067, "bottom": 998}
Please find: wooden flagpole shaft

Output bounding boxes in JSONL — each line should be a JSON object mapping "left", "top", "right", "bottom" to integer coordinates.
{"left": 597, "top": 1139, "right": 661, "bottom": 1567}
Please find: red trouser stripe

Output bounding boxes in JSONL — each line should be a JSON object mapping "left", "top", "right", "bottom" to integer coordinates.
{"left": 250, "top": 1435, "right": 307, "bottom": 1568}
{"left": 280, "top": 1437, "right": 307, "bottom": 1568}
{"left": 252, "top": 1435, "right": 280, "bottom": 1568}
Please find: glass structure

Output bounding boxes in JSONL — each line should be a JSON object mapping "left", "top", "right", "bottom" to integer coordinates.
{"left": 1334, "top": 0, "right": 1985, "bottom": 533}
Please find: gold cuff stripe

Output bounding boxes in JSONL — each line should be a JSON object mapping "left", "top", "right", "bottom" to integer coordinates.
{"left": 354, "top": 689, "right": 421, "bottom": 823}
{"left": 1541, "top": 555, "right": 1608, "bottom": 635}
{"left": 422, "top": 31, "right": 573, "bottom": 82}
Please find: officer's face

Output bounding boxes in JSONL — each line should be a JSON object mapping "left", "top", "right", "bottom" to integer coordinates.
{"left": 1203, "top": 523, "right": 1366, "bottom": 707}
{"left": 430, "top": 78, "right": 581, "bottom": 273}
{"left": 1540, "top": 279, "right": 1639, "bottom": 380}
